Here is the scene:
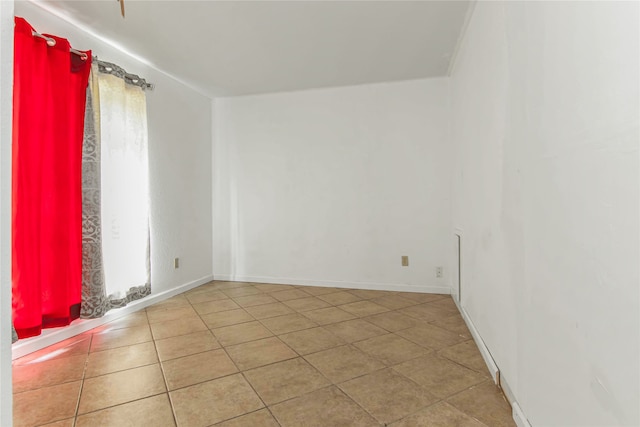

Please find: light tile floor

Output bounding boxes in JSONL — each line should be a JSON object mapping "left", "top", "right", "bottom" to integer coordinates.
{"left": 13, "top": 281, "right": 516, "bottom": 427}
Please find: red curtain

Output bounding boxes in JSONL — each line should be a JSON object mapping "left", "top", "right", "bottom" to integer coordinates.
{"left": 12, "top": 17, "right": 91, "bottom": 338}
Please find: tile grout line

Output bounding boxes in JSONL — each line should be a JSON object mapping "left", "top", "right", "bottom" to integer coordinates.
{"left": 239, "top": 372, "right": 284, "bottom": 427}
{"left": 152, "top": 321, "right": 180, "bottom": 427}
{"left": 73, "top": 391, "right": 170, "bottom": 421}
{"left": 440, "top": 378, "right": 498, "bottom": 426}
{"left": 187, "top": 294, "right": 282, "bottom": 426}
{"left": 207, "top": 310, "right": 280, "bottom": 426}
{"left": 207, "top": 300, "right": 380, "bottom": 424}
{"left": 72, "top": 332, "right": 93, "bottom": 427}
{"left": 435, "top": 349, "right": 494, "bottom": 378}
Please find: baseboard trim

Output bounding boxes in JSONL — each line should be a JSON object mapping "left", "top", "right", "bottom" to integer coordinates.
{"left": 11, "top": 274, "right": 214, "bottom": 359}
{"left": 453, "top": 298, "right": 532, "bottom": 427}
{"left": 214, "top": 274, "right": 450, "bottom": 295}
{"left": 512, "top": 401, "right": 533, "bottom": 427}
{"left": 453, "top": 299, "right": 500, "bottom": 383}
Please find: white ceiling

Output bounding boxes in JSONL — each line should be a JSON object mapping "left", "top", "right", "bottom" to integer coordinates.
{"left": 38, "top": 0, "right": 470, "bottom": 97}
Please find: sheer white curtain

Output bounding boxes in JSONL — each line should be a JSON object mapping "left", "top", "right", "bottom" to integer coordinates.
{"left": 97, "top": 72, "right": 150, "bottom": 301}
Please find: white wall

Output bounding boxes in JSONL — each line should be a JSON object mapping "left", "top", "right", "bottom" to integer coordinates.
{"left": 214, "top": 78, "right": 451, "bottom": 292}
{"left": 14, "top": 1, "right": 214, "bottom": 294}
{"left": 0, "top": 0, "right": 14, "bottom": 423}
{"left": 450, "top": 1, "right": 639, "bottom": 426}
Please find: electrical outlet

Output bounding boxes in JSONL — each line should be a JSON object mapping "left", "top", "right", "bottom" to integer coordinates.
{"left": 174, "top": 257, "right": 180, "bottom": 269}
{"left": 401, "top": 256, "right": 409, "bottom": 267}
{"left": 436, "top": 266, "right": 443, "bottom": 278}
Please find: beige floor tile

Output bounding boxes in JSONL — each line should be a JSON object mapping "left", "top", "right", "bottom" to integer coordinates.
{"left": 211, "top": 281, "right": 254, "bottom": 290}
{"left": 354, "top": 334, "right": 430, "bottom": 366}
{"left": 390, "top": 401, "right": 486, "bottom": 427}
{"left": 244, "top": 302, "right": 294, "bottom": 319}
{"left": 192, "top": 298, "right": 240, "bottom": 315}
{"left": 396, "top": 323, "right": 467, "bottom": 350}
{"left": 201, "top": 309, "right": 255, "bottom": 329}
{"left": 394, "top": 354, "right": 486, "bottom": 398}
{"left": 147, "top": 306, "right": 198, "bottom": 324}
{"left": 400, "top": 303, "right": 458, "bottom": 322}
{"left": 185, "top": 282, "right": 217, "bottom": 293}
{"left": 394, "top": 292, "right": 447, "bottom": 304}
{"left": 78, "top": 364, "right": 166, "bottom": 414}
{"left": 233, "top": 294, "right": 278, "bottom": 307}
{"left": 427, "top": 297, "right": 460, "bottom": 313}
{"left": 282, "top": 296, "right": 331, "bottom": 312}
{"left": 12, "top": 334, "right": 91, "bottom": 365}
{"left": 260, "top": 313, "right": 318, "bottom": 335}
{"left": 13, "top": 381, "right": 82, "bottom": 427}
{"left": 270, "top": 289, "right": 311, "bottom": 301}
{"left": 13, "top": 287, "right": 514, "bottom": 427}
{"left": 348, "top": 289, "right": 389, "bottom": 300}
{"left": 39, "top": 418, "right": 75, "bottom": 427}
{"left": 76, "top": 393, "right": 176, "bottom": 427}
{"left": 438, "top": 340, "right": 490, "bottom": 375}
{"left": 339, "top": 368, "right": 437, "bottom": 424}
{"left": 170, "top": 374, "right": 264, "bottom": 427}
{"left": 299, "top": 286, "right": 342, "bottom": 296}
{"left": 90, "top": 325, "right": 153, "bottom": 352}
{"left": 339, "top": 300, "right": 390, "bottom": 317}
{"left": 96, "top": 311, "right": 149, "bottom": 331}
{"left": 213, "top": 321, "right": 273, "bottom": 346}
{"left": 223, "top": 286, "right": 263, "bottom": 298}
{"left": 317, "top": 291, "right": 362, "bottom": 305}
{"left": 13, "top": 353, "right": 87, "bottom": 393}
{"left": 226, "top": 337, "right": 297, "bottom": 370}
{"left": 302, "top": 307, "right": 356, "bottom": 325}
{"left": 85, "top": 341, "right": 158, "bottom": 377}
{"left": 429, "top": 314, "right": 472, "bottom": 339}
{"left": 151, "top": 317, "right": 208, "bottom": 340}
{"left": 279, "top": 327, "right": 344, "bottom": 355}
{"left": 214, "top": 409, "right": 279, "bottom": 427}
{"left": 271, "top": 386, "right": 379, "bottom": 427}
{"left": 146, "top": 295, "right": 191, "bottom": 312}
{"left": 162, "top": 349, "right": 238, "bottom": 390}
{"left": 155, "top": 330, "right": 220, "bottom": 362}
{"left": 364, "top": 311, "right": 423, "bottom": 332}
{"left": 254, "top": 284, "right": 297, "bottom": 292}
{"left": 372, "top": 294, "right": 419, "bottom": 310}
{"left": 324, "top": 319, "right": 387, "bottom": 343}
{"left": 185, "top": 289, "right": 228, "bottom": 304}
{"left": 305, "top": 345, "right": 384, "bottom": 383}
{"left": 244, "top": 358, "right": 330, "bottom": 404}
{"left": 447, "top": 381, "right": 515, "bottom": 427}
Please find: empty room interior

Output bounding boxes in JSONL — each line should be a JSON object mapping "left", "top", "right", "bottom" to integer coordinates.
{"left": 0, "top": 0, "right": 638, "bottom": 426}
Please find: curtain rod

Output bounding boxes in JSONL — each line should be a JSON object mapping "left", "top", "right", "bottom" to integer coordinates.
{"left": 31, "top": 30, "right": 88, "bottom": 61}
{"left": 30, "top": 31, "right": 154, "bottom": 91}
{"left": 93, "top": 56, "right": 154, "bottom": 91}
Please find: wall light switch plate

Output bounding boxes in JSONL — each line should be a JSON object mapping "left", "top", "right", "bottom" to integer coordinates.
{"left": 401, "top": 256, "right": 409, "bottom": 267}
{"left": 436, "top": 266, "right": 443, "bottom": 278}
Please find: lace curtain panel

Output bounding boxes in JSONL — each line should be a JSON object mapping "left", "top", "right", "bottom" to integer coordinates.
{"left": 81, "top": 67, "right": 107, "bottom": 318}
{"left": 80, "top": 65, "right": 150, "bottom": 318}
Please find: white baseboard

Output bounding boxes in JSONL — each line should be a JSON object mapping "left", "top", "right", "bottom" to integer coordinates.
{"left": 453, "top": 298, "right": 532, "bottom": 427}
{"left": 214, "top": 274, "right": 450, "bottom": 295}
{"left": 512, "top": 402, "right": 533, "bottom": 427}
{"left": 11, "top": 274, "right": 213, "bottom": 359}
{"left": 453, "top": 300, "right": 500, "bottom": 383}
